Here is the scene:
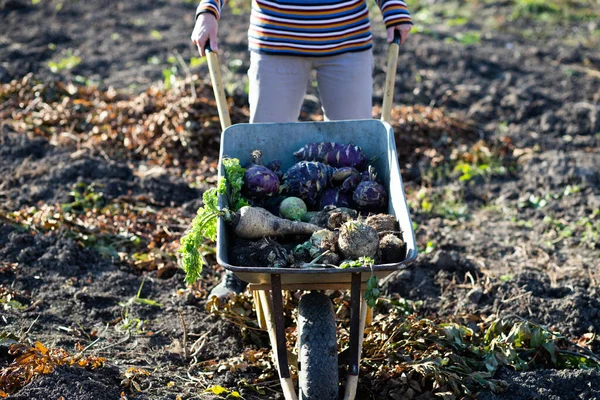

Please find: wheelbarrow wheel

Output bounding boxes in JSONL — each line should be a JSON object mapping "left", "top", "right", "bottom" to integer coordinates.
{"left": 298, "top": 291, "right": 339, "bottom": 400}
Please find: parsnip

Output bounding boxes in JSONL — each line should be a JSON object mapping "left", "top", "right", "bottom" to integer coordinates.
{"left": 232, "top": 206, "right": 321, "bottom": 239}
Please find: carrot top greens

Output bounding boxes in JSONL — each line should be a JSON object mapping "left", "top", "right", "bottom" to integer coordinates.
{"left": 179, "top": 158, "right": 249, "bottom": 285}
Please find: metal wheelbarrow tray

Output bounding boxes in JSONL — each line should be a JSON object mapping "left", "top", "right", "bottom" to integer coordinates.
{"left": 216, "top": 119, "right": 417, "bottom": 285}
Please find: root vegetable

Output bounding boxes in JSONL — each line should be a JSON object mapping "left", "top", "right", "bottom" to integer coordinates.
{"left": 327, "top": 211, "right": 353, "bottom": 230}
{"left": 243, "top": 150, "right": 280, "bottom": 199}
{"left": 294, "top": 142, "right": 367, "bottom": 170}
{"left": 266, "top": 159, "right": 284, "bottom": 179}
{"left": 309, "top": 229, "right": 339, "bottom": 254}
{"left": 379, "top": 234, "right": 406, "bottom": 263}
{"left": 353, "top": 166, "right": 387, "bottom": 212}
{"left": 309, "top": 205, "right": 358, "bottom": 228}
{"left": 319, "top": 187, "right": 351, "bottom": 209}
{"left": 338, "top": 222, "right": 379, "bottom": 259}
{"left": 231, "top": 238, "right": 290, "bottom": 268}
{"left": 339, "top": 172, "right": 362, "bottom": 193}
{"left": 365, "top": 214, "right": 399, "bottom": 233}
{"left": 282, "top": 161, "right": 333, "bottom": 207}
{"left": 232, "top": 206, "right": 321, "bottom": 239}
{"left": 279, "top": 196, "right": 307, "bottom": 221}
{"left": 301, "top": 211, "right": 320, "bottom": 223}
{"left": 331, "top": 167, "right": 362, "bottom": 192}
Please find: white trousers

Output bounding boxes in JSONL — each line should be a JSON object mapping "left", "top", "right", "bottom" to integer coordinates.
{"left": 248, "top": 50, "right": 374, "bottom": 123}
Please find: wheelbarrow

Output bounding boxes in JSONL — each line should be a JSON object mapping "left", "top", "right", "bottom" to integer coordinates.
{"left": 205, "top": 33, "right": 417, "bottom": 400}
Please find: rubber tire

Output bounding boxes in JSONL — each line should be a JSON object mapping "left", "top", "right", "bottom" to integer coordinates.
{"left": 297, "top": 291, "right": 339, "bottom": 400}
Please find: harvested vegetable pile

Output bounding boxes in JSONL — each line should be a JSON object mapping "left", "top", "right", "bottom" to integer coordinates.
{"left": 179, "top": 142, "right": 408, "bottom": 287}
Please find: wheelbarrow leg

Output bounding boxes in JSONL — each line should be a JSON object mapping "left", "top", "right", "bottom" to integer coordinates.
{"left": 343, "top": 273, "right": 368, "bottom": 400}
{"left": 252, "top": 289, "right": 267, "bottom": 330}
{"left": 258, "top": 275, "right": 297, "bottom": 400}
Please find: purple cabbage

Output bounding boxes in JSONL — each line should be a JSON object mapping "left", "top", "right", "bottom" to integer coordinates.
{"left": 319, "top": 187, "right": 352, "bottom": 209}
{"left": 242, "top": 150, "right": 280, "bottom": 199}
{"left": 294, "top": 142, "right": 367, "bottom": 170}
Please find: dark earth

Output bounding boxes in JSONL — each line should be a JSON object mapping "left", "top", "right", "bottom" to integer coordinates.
{"left": 1, "top": 0, "right": 600, "bottom": 399}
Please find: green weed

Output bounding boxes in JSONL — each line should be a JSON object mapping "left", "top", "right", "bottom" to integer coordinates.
{"left": 447, "top": 17, "right": 470, "bottom": 26}
{"left": 518, "top": 185, "right": 581, "bottom": 210}
{"left": 452, "top": 142, "right": 510, "bottom": 182}
{"left": 511, "top": 217, "right": 534, "bottom": 228}
{"left": 424, "top": 240, "right": 436, "bottom": 254}
{"left": 383, "top": 297, "right": 424, "bottom": 315}
{"left": 511, "top": 0, "right": 599, "bottom": 23}
{"left": 204, "top": 385, "right": 242, "bottom": 398}
{"left": 150, "top": 30, "right": 163, "bottom": 40}
{"left": 147, "top": 56, "right": 161, "bottom": 65}
{"left": 421, "top": 140, "right": 515, "bottom": 186}
{"left": 413, "top": 187, "right": 469, "bottom": 221}
{"left": 61, "top": 182, "right": 104, "bottom": 213}
{"left": 0, "top": 294, "right": 25, "bottom": 311}
{"left": 453, "top": 31, "right": 482, "bottom": 45}
{"left": 48, "top": 50, "right": 81, "bottom": 73}
{"left": 543, "top": 209, "right": 599, "bottom": 249}
{"left": 117, "top": 278, "right": 162, "bottom": 334}
{"left": 190, "top": 57, "right": 206, "bottom": 68}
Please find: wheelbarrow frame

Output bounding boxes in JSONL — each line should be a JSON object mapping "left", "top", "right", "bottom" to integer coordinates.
{"left": 205, "top": 34, "right": 415, "bottom": 400}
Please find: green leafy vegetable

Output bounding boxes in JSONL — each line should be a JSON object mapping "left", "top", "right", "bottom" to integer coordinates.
{"left": 222, "top": 158, "right": 249, "bottom": 211}
{"left": 364, "top": 275, "right": 380, "bottom": 308}
{"left": 338, "top": 256, "right": 380, "bottom": 308}
{"left": 339, "top": 256, "right": 375, "bottom": 269}
{"left": 179, "top": 158, "right": 248, "bottom": 285}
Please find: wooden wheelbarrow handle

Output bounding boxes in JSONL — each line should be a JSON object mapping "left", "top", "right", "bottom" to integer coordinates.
{"left": 381, "top": 31, "right": 402, "bottom": 123}
{"left": 205, "top": 43, "right": 232, "bottom": 131}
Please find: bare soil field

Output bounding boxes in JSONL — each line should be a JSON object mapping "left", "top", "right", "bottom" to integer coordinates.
{"left": 1, "top": 0, "right": 599, "bottom": 399}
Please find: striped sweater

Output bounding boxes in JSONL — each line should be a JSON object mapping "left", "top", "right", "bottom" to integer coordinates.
{"left": 196, "top": 0, "right": 412, "bottom": 56}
